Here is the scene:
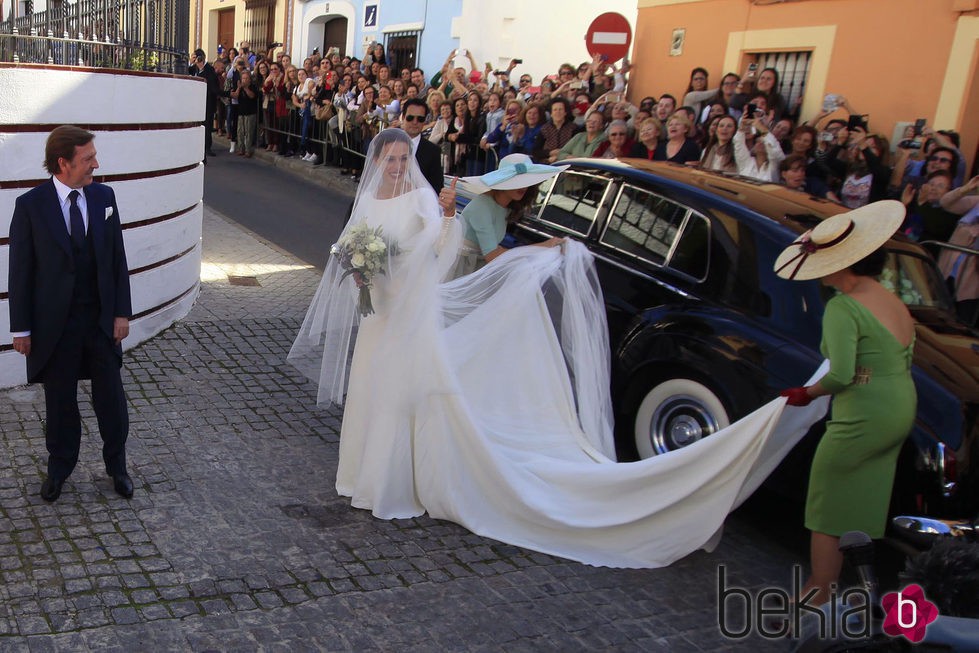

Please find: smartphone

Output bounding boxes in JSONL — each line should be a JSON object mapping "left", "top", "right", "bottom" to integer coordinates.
{"left": 513, "top": 58, "right": 523, "bottom": 65}
{"left": 458, "top": 48, "right": 467, "bottom": 57}
{"left": 822, "top": 94, "right": 840, "bottom": 113}
{"left": 745, "top": 103, "right": 758, "bottom": 117}
{"left": 847, "top": 114, "right": 868, "bottom": 131}
{"left": 913, "top": 118, "right": 926, "bottom": 136}
{"left": 819, "top": 131, "right": 834, "bottom": 143}
{"left": 747, "top": 62, "right": 758, "bottom": 77}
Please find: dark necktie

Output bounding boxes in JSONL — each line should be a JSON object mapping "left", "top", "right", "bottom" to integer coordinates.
{"left": 68, "top": 190, "right": 85, "bottom": 250}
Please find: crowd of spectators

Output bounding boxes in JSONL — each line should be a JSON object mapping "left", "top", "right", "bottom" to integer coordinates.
{"left": 192, "top": 46, "right": 978, "bottom": 324}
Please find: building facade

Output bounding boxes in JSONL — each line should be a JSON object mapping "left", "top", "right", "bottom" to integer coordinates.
{"left": 190, "top": 0, "right": 636, "bottom": 87}
{"left": 632, "top": 0, "right": 979, "bottom": 174}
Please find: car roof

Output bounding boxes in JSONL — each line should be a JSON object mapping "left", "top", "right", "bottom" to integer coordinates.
{"left": 562, "top": 157, "right": 846, "bottom": 228}
{"left": 558, "top": 157, "right": 932, "bottom": 257}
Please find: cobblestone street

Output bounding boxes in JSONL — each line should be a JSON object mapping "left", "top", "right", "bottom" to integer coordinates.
{"left": 0, "top": 206, "right": 800, "bottom": 651}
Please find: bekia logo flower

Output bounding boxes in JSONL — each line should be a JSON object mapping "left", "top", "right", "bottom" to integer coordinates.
{"left": 881, "top": 584, "right": 939, "bottom": 643}
{"left": 105, "top": 206, "right": 114, "bottom": 221}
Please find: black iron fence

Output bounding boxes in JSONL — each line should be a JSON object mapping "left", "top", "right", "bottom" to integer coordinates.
{"left": 0, "top": 0, "right": 189, "bottom": 72}
{"left": 216, "top": 95, "right": 499, "bottom": 178}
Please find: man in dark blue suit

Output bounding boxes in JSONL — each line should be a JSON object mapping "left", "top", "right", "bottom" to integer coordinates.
{"left": 397, "top": 98, "right": 445, "bottom": 194}
{"left": 8, "top": 126, "right": 134, "bottom": 502}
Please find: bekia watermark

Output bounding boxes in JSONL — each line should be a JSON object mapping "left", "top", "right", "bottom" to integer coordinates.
{"left": 717, "top": 565, "right": 939, "bottom": 642}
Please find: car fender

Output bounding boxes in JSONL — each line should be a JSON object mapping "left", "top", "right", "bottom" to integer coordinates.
{"left": 615, "top": 305, "right": 804, "bottom": 421}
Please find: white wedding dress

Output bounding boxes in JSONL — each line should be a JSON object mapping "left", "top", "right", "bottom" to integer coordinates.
{"left": 290, "top": 130, "right": 828, "bottom": 568}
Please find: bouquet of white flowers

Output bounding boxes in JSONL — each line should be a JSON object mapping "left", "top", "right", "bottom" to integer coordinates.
{"left": 330, "top": 223, "right": 397, "bottom": 317}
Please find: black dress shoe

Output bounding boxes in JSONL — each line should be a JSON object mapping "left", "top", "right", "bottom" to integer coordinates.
{"left": 40, "top": 477, "right": 65, "bottom": 502}
{"left": 112, "top": 474, "right": 134, "bottom": 499}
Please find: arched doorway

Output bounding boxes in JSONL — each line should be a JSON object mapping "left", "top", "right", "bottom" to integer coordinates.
{"left": 306, "top": 15, "right": 348, "bottom": 59}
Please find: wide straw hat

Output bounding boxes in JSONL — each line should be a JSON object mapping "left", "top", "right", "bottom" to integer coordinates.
{"left": 460, "top": 153, "right": 568, "bottom": 194}
{"left": 774, "top": 200, "right": 905, "bottom": 281}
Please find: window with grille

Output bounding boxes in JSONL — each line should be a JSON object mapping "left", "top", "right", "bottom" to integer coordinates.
{"left": 384, "top": 30, "right": 419, "bottom": 74}
{"left": 244, "top": 0, "right": 274, "bottom": 51}
{"left": 752, "top": 51, "right": 811, "bottom": 116}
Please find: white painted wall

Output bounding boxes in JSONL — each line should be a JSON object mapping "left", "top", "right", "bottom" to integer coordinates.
{"left": 296, "top": 0, "right": 357, "bottom": 64}
{"left": 454, "top": 0, "right": 638, "bottom": 87}
{"left": 0, "top": 66, "right": 204, "bottom": 389}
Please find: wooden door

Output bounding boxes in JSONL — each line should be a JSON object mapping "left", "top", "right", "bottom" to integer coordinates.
{"left": 217, "top": 9, "right": 235, "bottom": 59}
{"left": 323, "top": 16, "right": 347, "bottom": 57}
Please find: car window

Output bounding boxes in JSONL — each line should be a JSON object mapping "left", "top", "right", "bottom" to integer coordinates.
{"left": 879, "top": 252, "right": 954, "bottom": 311}
{"left": 816, "top": 251, "right": 956, "bottom": 312}
{"left": 531, "top": 171, "right": 613, "bottom": 236}
{"left": 600, "top": 184, "right": 710, "bottom": 281}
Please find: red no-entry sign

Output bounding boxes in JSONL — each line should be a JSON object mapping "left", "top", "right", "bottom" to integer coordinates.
{"left": 585, "top": 12, "right": 632, "bottom": 63}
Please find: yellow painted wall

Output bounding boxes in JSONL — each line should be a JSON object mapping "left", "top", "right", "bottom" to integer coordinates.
{"left": 633, "top": 0, "right": 973, "bottom": 167}
{"left": 191, "top": 0, "right": 289, "bottom": 60}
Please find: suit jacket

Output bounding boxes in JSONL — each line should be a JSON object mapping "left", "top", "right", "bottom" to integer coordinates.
{"left": 415, "top": 138, "right": 444, "bottom": 194}
{"left": 8, "top": 180, "right": 133, "bottom": 383}
{"left": 190, "top": 62, "right": 219, "bottom": 114}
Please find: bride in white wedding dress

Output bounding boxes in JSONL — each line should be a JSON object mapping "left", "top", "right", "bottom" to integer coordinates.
{"left": 289, "top": 129, "right": 827, "bottom": 568}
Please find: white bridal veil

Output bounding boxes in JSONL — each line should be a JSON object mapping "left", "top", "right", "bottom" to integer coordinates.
{"left": 288, "top": 129, "right": 829, "bottom": 568}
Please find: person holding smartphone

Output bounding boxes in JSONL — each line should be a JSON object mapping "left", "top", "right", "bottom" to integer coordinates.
{"left": 733, "top": 103, "right": 785, "bottom": 182}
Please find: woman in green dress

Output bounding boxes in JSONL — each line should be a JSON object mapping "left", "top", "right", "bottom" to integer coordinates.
{"left": 775, "top": 200, "right": 916, "bottom": 607}
{"left": 454, "top": 153, "right": 568, "bottom": 277}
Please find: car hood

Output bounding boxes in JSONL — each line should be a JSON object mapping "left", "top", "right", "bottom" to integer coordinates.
{"left": 910, "top": 307, "right": 979, "bottom": 405}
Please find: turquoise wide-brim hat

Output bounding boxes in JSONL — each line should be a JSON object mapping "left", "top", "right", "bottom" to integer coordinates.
{"left": 460, "top": 153, "right": 568, "bottom": 194}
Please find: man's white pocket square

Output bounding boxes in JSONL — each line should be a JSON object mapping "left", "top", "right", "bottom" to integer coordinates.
{"left": 105, "top": 207, "right": 114, "bottom": 220}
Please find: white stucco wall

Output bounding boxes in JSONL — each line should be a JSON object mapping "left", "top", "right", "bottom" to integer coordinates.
{"left": 0, "top": 65, "right": 204, "bottom": 389}
{"left": 454, "top": 1, "right": 638, "bottom": 86}
{"left": 296, "top": 0, "right": 357, "bottom": 64}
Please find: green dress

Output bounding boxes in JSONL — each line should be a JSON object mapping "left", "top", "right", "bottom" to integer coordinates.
{"left": 453, "top": 194, "right": 509, "bottom": 278}
{"left": 805, "top": 293, "right": 916, "bottom": 539}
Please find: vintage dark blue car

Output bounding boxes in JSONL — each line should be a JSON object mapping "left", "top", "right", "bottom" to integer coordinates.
{"left": 463, "top": 158, "right": 978, "bottom": 545}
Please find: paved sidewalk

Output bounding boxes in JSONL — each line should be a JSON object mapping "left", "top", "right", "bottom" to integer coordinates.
{"left": 211, "top": 134, "right": 357, "bottom": 198}
{"left": 0, "top": 206, "right": 800, "bottom": 651}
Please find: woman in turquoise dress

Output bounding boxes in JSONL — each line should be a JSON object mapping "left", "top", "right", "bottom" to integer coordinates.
{"left": 454, "top": 153, "right": 568, "bottom": 277}
{"left": 775, "top": 200, "right": 916, "bottom": 607}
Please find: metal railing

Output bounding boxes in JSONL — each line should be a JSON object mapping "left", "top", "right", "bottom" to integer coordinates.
{"left": 0, "top": 0, "right": 189, "bottom": 73}
{"left": 220, "top": 97, "right": 499, "bottom": 177}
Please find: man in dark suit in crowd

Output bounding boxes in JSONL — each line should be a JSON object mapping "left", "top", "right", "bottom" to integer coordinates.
{"left": 8, "top": 126, "right": 134, "bottom": 502}
{"left": 189, "top": 48, "right": 219, "bottom": 159}
{"left": 397, "top": 98, "right": 445, "bottom": 193}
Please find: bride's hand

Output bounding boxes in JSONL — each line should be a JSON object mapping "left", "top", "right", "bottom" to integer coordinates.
{"left": 439, "top": 177, "right": 458, "bottom": 217}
